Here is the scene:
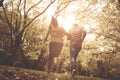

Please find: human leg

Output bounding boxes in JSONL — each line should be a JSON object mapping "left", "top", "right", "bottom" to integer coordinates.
{"left": 70, "top": 45, "right": 77, "bottom": 76}
{"left": 70, "top": 42, "right": 77, "bottom": 76}
{"left": 48, "top": 42, "right": 63, "bottom": 73}
{"left": 48, "top": 53, "right": 54, "bottom": 74}
{"left": 52, "top": 57, "right": 60, "bottom": 72}
{"left": 48, "top": 42, "right": 54, "bottom": 74}
{"left": 70, "top": 41, "right": 81, "bottom": 76}
{"left": 70, "top": 46, "right": 76, "bottom": 70}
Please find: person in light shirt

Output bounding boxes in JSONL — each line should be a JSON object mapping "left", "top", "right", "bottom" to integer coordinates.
{"left": 46, "top": 16, "right": 70, "bottom": 74}
{"left": 69, "top": 23, "right": 87, "bottom": 76}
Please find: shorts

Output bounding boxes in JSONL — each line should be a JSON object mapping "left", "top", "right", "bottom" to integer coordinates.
{"left": 49, "top": 42, "right": 63, "bottom": 58}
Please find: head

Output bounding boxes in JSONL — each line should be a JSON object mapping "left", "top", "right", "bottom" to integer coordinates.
{"left": 51, "top": 16, "right": 58, "bottom": 27}
{"left": 73, "top": 24, "right": 78, "bottom": 26}
{"left": 73, "top": 23, "right": 84, "bottom": 29}
{"left": 73, "top": 23, "right": 79, "bottom": 28}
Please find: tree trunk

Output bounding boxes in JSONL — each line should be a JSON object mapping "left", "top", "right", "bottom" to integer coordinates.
{"left": 10, "top": 36, "right": 25, "bottom": 66}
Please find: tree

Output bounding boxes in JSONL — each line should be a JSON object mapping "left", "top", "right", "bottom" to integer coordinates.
{"left": 0, "top": 0, "right": 55, "bottom": 65}
{"left": 0, "top": 0, "right": 4, "bottom": 7}
{"left": 75, "top": 0, "right": 120, "bottom": 78}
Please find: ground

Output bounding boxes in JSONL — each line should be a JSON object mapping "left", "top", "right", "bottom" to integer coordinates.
{"left": 0, "top": 65, "right": 111, "bottom": 80}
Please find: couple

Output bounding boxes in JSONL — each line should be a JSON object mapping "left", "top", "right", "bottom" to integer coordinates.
{"left": 45, "top": 16, "right": 87, "bottom": 76}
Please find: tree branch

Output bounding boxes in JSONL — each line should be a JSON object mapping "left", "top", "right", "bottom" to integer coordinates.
{"left": 19, "top": 0, "right": 55, "bottom": 37}
{"left": 26, "top": 0, "right": 42, "bottom": 16}
{"left": 0, "top": 0, "right": 4, "bottom": 7}
{"left": 2, "top": 5, "right": 13, "bottom": 30}
{"left": 54, "top": 0, "right": 71, "bottom": 17}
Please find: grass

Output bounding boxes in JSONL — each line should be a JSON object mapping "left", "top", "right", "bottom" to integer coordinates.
{"left": 0, "top": 65, "right": 111, "bottom": 80}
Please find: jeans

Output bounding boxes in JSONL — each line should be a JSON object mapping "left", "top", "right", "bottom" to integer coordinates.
{"left": 70, "top": 41, "right": 82, "bottom": 71}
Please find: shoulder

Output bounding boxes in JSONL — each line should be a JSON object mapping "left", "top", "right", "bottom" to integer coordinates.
{"left": 59, "top": 27, "right": 65, "bottom": 31}
{"left": 59, "top": 27, "right": 68, "bottom": 34}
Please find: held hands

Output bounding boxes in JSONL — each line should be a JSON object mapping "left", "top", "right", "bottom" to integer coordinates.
{"left": 67, "top": 34, "right": 72, "bottom": 40}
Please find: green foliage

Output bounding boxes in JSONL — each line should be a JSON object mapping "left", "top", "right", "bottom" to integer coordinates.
{"left": 64, "top": 0, "right": 120, "bottom": 79}
{"left": 0, "top": 65, "right": 109, "bottom": 80}
{"left": 23, "top": 19, "right": 48, "bottom": 59}
{"left": 0, "top": 0, "right": 55, "bottom": 66}
{"left": 0, "top": 0, "right": 120, "bottom": 79}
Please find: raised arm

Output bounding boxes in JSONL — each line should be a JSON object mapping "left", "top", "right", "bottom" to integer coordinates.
{"left": 44, "top": 21, "right": 52, "bottom": 42}
{"left": 61, "top": 27, "right": 71, "bottom": 39}
{"left": 44, "top": 16, "right": 56, "bottom": 42}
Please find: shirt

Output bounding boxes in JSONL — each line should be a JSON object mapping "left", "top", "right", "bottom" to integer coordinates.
{"left": 69, "top": 26, "right": 86, "bottom": 43}
{"left": 49, "top": 25, "right": 67, "bottom": 43}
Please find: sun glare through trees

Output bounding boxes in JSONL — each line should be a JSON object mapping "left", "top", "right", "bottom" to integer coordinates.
{"left": 0, "top": 0, "right": 120, "bottom": 79}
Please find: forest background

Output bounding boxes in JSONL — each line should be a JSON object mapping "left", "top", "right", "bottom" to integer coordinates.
{"left": 0, "top": 0, "right": 120, "bottom": 80}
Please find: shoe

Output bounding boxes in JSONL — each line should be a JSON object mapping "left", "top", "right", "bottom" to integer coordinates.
{"left": 47, "top": 69, "right": 51, "bottom": 74}
{"left": 47, "top": 70, "right": 50, "bottom": 74}
{"left": 72, "top": 69, "right": 76, "bottom": 76}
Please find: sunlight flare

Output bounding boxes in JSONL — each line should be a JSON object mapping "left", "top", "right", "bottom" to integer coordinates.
{"left": 98, "top": 46, "right": 105, "bottom": 52}
{"left": 86, "top": 34, "right": 96, "bottom": 40}
{"left": 57, "top": 15, "right": 75, "bottom": 32}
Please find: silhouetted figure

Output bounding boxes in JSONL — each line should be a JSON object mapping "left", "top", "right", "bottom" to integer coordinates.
{"left": 69, "top": 24, "right": 87, "bottom": 76}
{"left": 46, "top": 16, "right": 70, "bottom": 74}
